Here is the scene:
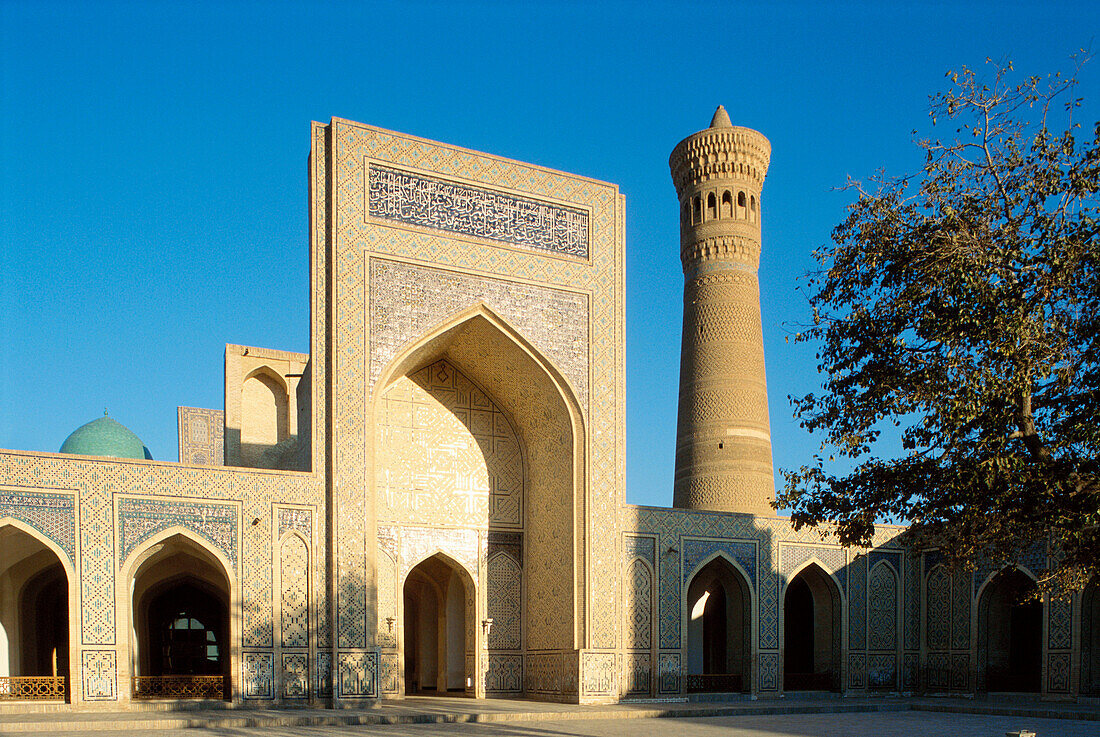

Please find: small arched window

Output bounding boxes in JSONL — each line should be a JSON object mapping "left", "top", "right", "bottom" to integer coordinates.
{"left": 683, "top": 201, "right": 691, "bottom": 226}
{"left": 750, "top": 195, "right": 756, "bottom": 211}
{"left": 706, "top": 192, "right": 717, "bottom": 220}
{"left": 737, "top": 191, "right": 746, "bottom": 207}
{"left": 721, "top": 191, "right": 733, "bottom": 218}
{"left": 692, "top": 196, "right": 701, "bottom": 224}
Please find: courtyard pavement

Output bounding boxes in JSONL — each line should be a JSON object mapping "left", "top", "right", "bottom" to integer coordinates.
{"left": 0, "top": 696, "right": 1097, "bottom": 736}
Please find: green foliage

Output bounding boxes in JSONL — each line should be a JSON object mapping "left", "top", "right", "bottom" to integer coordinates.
{"left": 777, "top": 56, "right": 1100, "bottom": 593}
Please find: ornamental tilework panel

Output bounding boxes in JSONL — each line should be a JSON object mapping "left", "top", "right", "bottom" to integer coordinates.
{"left": 624, "top": 653, "right": 651, "bottom": 695}
{"left": 682, "top": 539, "right": 756, "bottom": 585}
{"left": 624, "top": 535, "right": 655, "bottom": 567}
{"left": 282, "top": 653, "right": 309, "bottom": 699}
{"left": 867, "top": 653, "right": 896, "bottom": 690}
{"left": 1048, "top": 595, "right": 1073, "bottom": 650}
{"left": 400, "top": 526, "right": 479, "bottom": 580}
{"left": 758, "top": 563, "right": 779, "bottom": 650}
{"left": 243, "top": 652, "right": 275, "bottom": 699}
{"left": 868, "top": 562, "right": 898, "bottom": 651}
{"left": 926, "top": 565, "right": 951, "bottom": 652}
{"left": 81, "top": 650, "right": 116, "bottom": 701}
{"left": 626, "top": 558, "right": 654, "bottom": 651}
{"left": 369, "top": 260, "right": 590, "bottom": 424}
{"left": 177, "top": 406, "right": 225, "bottom": 466}
{"left": 903, "top": 554, "right": 920, "bottom": 651}
{"left": 658, "top": 653, "right": 681, "bottom": 694}
{"left": 278, "top": 507, "right": 312, "bottom": 538}
{"left": 1048, "top": 652, "right": 1071, "bottom": 693}
{"left": 848, "top": 555, "right": 867, "bottom": 651}
{"left": 950, "top": 571, "right": 971, "bottom": 650}
{"left": 581, "top": 652, "right": 618, "bottom": 696}
{"left": 117, "top": 496, "right": 238, "bottom": 568}
{"left": 316, "top": 651, "right": 333, "bottom": 697}
{"left": 337, "top": 120, "right": 625, "bottom": 651}
{"left": 487, "top": 551, "right": 522, "bottom": 650}
{"left": 486, "top": 654, "right": 523, "bottom": 694}
{"left": 902, "top": 653, "right": 919, "bottom": 691}
{"left": 338, "top": 651, "right": 379, "bottom": 698}
{"left": 380, "top": 652, "right": 400, "bottom": 695}
{"left": 779, "top": 544, "right": 846, "bottom": 583}
{"left": 950, "top": 653, "right": 969, "bottom": 691}
{"left": 759, "top": 652, "right": 779, "bottom": 691}
{"left": 848, "top": 652, "right": 867, "bottom": 689}
{"left": 526, "top": 652, "right": 564, "bottom": 694}
{"left": 378, "top": 360, "right": 523, "bottom": 529}
{"left": 0, "top": 489, "right": 76, "bottom": 561}
{"left": 927, "top": 652, "right": 950, "bottom": 691}
{"left": 376, "top": 550, "right": 398, "bottom": 649}
{"left": 488, "top": 530, "right": 522, "bottom": 562}
{"left": 367, "top": 164, "right": 590, "bottom": 259}
{"left": 280, "top": 534, "right": 310, "bottom": 648}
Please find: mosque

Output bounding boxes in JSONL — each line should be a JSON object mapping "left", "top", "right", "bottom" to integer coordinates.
{"left": 0, "top": 108, "right": 1096, "bottom": 708}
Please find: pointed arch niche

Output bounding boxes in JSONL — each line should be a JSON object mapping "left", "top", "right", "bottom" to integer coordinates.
{"left": 977, "top": 567, "right": 1042, "bottom": 693}
{"left": 684, "top": 555, "right": 752, "bottom": 693}
{"left": 402, "top": 553, "right": 476, "bottom": 695}
{"left": 121, "top": 530, "right": 236, "bottom": 701}
{"left": 0, "top": 522, "right": 76, "bottom": 701}
{"left": 783, "top": 562, "right": 842, "bottom": 692}
{"left": 374, "top": 306, "right": 584, "bottom": 656}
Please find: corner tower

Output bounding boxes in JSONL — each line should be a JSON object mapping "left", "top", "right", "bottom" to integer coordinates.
{"left": 670, "top": 105, "right": 774, "bottom": 515}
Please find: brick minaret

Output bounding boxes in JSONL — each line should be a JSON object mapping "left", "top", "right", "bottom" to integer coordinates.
{"left": 670, "top": 106, "right": 774, "bottom": 515}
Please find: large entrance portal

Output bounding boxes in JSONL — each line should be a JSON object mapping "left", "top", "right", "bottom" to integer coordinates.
{"left": 0, "top": 524, "right": 70, "bottom": 701}
{"left": 130, "top": 534, "right": 231, "bottom": 699}
{"left": 402, "top": 554, "right": 474, "bottom": 696}
{"left": 783, "top": 563, "right": 841, "bottom": 691}
{"left": 978, "top": 568, "right": 1042, "bottom": 693}
{"left": 685, "top": 556, "right": 751, "bottom": 693}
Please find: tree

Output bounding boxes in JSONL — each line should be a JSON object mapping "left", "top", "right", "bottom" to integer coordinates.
{"left": 776, "top": 56, "right": 1100, "bottom": 593}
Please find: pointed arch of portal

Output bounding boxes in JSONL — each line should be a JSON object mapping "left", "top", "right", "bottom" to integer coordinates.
{"left": 683, "top": 551, "right": 753, "bottom": 694}
{"left": 976, "top": 566, "right": 1042, "bottom": 694}
{"left": 374, "top": 303, "right": 585, "bottom": 654}
{"left": 782, "top": 561, "right": 843, "bottom": 692}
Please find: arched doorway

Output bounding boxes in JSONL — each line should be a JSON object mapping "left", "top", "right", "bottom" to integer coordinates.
{"left": 0, "top": 524, "right": 71, "bottom": 701}
{"left": 978, "top": 568, "right": 1041, "bottom": 693}
{"left": 685, "top": 556, "right": 751, "bottom": 693}
{"left": 1081, "top": 578, "right": 1100, "bottom": 696}
{"left": 130, "top": 534, "right": 231, "bottom": 700}
{"left": 783, "top": 563, "right": 841, "bottom": 691}
{"left": 402, "top": 554, "right": 474, "bottom": 696}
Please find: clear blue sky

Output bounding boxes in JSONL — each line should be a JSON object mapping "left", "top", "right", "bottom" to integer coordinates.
{"left": 2, "top": 1, "right": 1097, "bottom": 508}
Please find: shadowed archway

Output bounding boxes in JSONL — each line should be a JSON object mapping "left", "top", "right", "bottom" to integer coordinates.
{"left": 685, "top": 555, "right": 751, "bottom": 693}
{"left": 783, "top": 562, "right": 841, "bottom": 691}
{"left": 402, "top": 553, "right": 475, "bottom": 696}
{"left": 977, "top": 568, "right": 1041, "bottom": 693}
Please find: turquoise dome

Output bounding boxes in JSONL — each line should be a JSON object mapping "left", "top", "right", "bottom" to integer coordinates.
{"left": 59, "top": 415, "right": 152, "bottom": 460}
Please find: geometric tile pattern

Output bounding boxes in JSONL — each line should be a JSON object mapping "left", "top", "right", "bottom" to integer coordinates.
{"left": 280, "top": 533, "right": 310, "bottom": 648}
{"left": 903, "top": 553, "right": 920, "bottom": 651}
{"left": 624, "top": 652, "right": 651, "bottom": 695}
{"left": 1048, "top": 594, "right": 1073, "bottom": 650}
{"left": 868, "top": 561, "right": 898, "bottom": 651}
{"left": 0, "top": 488, "right": 76, "bottom": 561}
{"left": 848, "top": 652, "right": 866, "bottom": 689}
{"left": 368, "top": 164, "right": 590, "bottom": 259}
{"left": 377, "top": 360, "right": 523, "bottom": 528}
{"left": 278, "top": 507, "right": 313, "bottom": 539}
{"left": 926, "top": 565, "right": 951, "bottom": 652}
{"left": 282, "top": 652, "right": 309, "bottom": 699}
{"left": 1048, "top": 652, "right": 1071, "bottom": 693}
{"left": 117, "top": 496, "right": 238, "bottom": 569}
{"left": 867, "top": 653, "right": 896, "bottom": 690}
{"left": 626, "top": 557, "right": 653, "bottom": 651}
{"left": 658, "top": 652, "right": 681, "bottom": 694}
{"left": 951, "top": 571, "right": 971, "bottom": 650}
{"left": 337, "top": 651, "right": 379, "bottom": 698}
{"left": 487, "top": 551, "right": 522, "bottom": 650}
{"left": 848, "top": 554, "right": 867, "bottom": 651}
{"left": 759, "top": 651, "right": 779, "bottom": 691}
{"left": 80, "top": 650, "right": 116, "bottom": 701}
{"left": 243, "top": 652, "right": 275, "bottom": 699}
{"left": 176, "top": 406, "right": 224, "bottom": 466}
{"left": 485, "top": 653, "right": 523, "bottom": 694}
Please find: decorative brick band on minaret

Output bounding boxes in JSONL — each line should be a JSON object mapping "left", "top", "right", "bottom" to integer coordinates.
{"left": 670, "top": 106, "right": 774, "bottom": 515}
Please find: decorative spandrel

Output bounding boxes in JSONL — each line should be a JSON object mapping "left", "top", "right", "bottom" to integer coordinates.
{"left": 368, "top": 164, "right": 589, "bottom": 259}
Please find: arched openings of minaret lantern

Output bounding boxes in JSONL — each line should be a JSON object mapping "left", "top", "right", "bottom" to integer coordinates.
{"left": 692, "top": 196, "right": 701, "bottom": 224}
{"left": 720, "top": 191, "right": 733, "bottom": 218}
{"left": 706, "top": 192, "right": 717, "bottom": 220}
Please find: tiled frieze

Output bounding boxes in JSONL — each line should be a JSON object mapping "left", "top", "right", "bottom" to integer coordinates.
{"left": 118, "top": 496, "right": 239, "bottom": 571}
{"left": 367, "top": 164, "right": 590, "bottom": 259}
{"left": 399, "top": 525, "right": 479, "bottom": 580}
{"left": 0, "top": 487, "right": 76, "bottom": 561}
{"left": 485, "top": 653, "right": 523, "bottom": 694}
{"left": 624, "top": 535, "right": 655, "bottom": 566}
{"left": 682, "top": 539, "right": 756, "bottom": 585}
{"left": 278, "top": 507, "right": 313, "bottom": 538}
